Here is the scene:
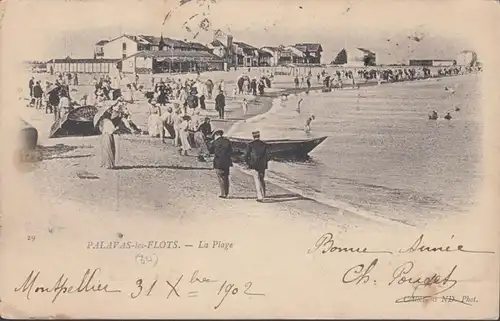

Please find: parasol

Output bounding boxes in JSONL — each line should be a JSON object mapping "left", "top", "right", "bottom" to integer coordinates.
{"left": 93, "top": 100, "right": 120, "bottom": 127}
{"left": 46, "top": 84, "right": 59, "bottom": 94}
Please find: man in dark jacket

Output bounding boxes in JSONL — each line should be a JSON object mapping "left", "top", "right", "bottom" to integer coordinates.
{"left": 244, "top": 131, "right": 270, "bottom": 202}
{"left": 209, "top": 129, "right": 232, "bottom": 198}
{"left": 33, "top": 81, "right": 43, "bottom": 109}
{"left": 215, "top": 91, "right": 225, "bottom": 119}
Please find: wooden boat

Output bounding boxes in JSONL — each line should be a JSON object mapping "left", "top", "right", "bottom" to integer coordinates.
{"left": 50, "top": 105, "right": 99, "bottom": 138}
{"left": 229, "top": 136, "right": 327, "bottom": 159}
{"left": 19, "top": 119, "right": 38, "bottom": 150}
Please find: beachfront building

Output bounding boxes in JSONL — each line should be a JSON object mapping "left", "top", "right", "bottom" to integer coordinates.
{"left": 409, "top": 59, "right": 456, "bottom": 67}
{"left": 94, "top": 40, "right": 109, "bottom": 58}
{"left": 260, "top": 46, "right": 281, "bottom": 66}
{"left": 119, "top": 50, "right": 223, "bottom": 74}
{"left": 291, "top": 43, "right": 323, "bottom": 64}
{"left": 207, "top": 39, "right": 228, "bottom": 59}
{"left": 233, "top": 41, "right": 261, "bottom": 67}
{"left": 257, "top": 49, "right": 273, "bottom": 66}
{"left": 456, "top": 50, "right": 477, "bottom": 67}
{"left": 277, "top": 46, "right": 306, "bottom": 65}
{"left": 47, "top": 57, "right": 120, "bottom": 74}
{"left": 95, "top": 34, "right": 211, "bottom": 60}
{"left": 332, "top": 48, "right": 376, "bottom": 67}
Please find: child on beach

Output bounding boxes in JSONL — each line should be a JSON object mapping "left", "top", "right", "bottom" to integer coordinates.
{"left": 304, "top": 114, "right": 315, "bottom": 133}
{"left": 242, "top": 98, "right": 248, "bottom": 115}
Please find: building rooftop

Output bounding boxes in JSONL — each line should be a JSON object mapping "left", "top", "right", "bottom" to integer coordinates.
{"left": 293, "top": 43, "right": 323, "bottom": 53}
{"left": 48, "top": 58, "right": 120, "bottom": 63}
{"left": 121, "top": 50, "right": 223, "bottom": 62}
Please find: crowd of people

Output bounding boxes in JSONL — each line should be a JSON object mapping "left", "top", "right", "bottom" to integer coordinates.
{"left": 24, "top": 63, "right": 481, "bottom": 202}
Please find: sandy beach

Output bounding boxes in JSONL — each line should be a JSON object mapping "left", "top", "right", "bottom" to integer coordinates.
{"left": 15, "top": 70, "right": 402, "bottom": 249}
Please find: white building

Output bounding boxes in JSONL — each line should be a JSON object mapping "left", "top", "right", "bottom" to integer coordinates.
{"left": 95, "top": 34, "right": 211, "bottom": 60}
{"left": 456, "top": 50, "right": 477, "bottom": 66}
{"left": 260, "top": 47, "right": 280, "bottom": 66}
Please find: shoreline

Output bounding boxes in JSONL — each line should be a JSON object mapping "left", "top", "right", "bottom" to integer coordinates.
{"left": 224, "top": 84, "right": 417, "bottom": 228}
{"left": 18, "top": 72, "right": 479, "bottom": 231}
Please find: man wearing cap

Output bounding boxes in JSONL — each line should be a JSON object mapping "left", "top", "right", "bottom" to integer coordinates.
{"left": 209, "top": 129, "right": 232, "bottom": 198}
{"left": 244, "top": 131, "right": 270, "bottom": 202}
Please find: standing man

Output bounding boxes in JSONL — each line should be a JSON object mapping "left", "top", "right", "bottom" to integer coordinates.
{"left": 244, "top": 131, "right": 270, "bottom": 202}
{"left": 28, "top": 77, "right": 35, "bottom": 106}
{"left": 215, "top": 90, "right": 226, "bottom": 120}
{"left": 209, "top": 129, "right": 232, "bottom": 199}
{"left": 33, "top": 81, "right": 43, "bottom": 109}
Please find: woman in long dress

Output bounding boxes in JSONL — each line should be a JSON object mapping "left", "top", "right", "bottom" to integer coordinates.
{"left": 147, "top": 100, "right": 162, "bottom": 137}
{"left": 99, "top": 117, "right": 117, "bottom": 169}
{"left": 179, "top": 115, "right": 192, "bottom": 156}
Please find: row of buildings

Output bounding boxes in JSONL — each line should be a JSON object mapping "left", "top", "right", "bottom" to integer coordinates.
{"left": 45, "top": 32, "right": 478, "bottom": 74}
{"left": 47, "top": 32, "right": 327, "bottom": 75}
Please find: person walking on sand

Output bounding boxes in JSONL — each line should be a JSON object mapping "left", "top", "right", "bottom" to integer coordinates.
{"left": 305, "top": 114, "right": 315, "bottom": 133}
{"left": 242, "top": 98, "right": 248, "bottom": 115}
{"left": 296, "top": 98, "right": 303, "bottom": 113}
{"left": 215, "top": 90, "right": 226, "bottom": 120}
{"left": 97, "top": 115, "right": 118, "bottom": 169}
{"left": 209, "top": 129, "right": 233, "bottom": 199}
{"left": 244, "top": 131, "right": 270, "bottom": 202}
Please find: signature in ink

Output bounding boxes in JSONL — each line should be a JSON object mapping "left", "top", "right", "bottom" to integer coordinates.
{"left": 390, "top": 261, "right": 471, "bottom": 305}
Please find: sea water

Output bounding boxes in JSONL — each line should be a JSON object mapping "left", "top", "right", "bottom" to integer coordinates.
{"left": 231, "top": 74, "right": 482, "bottom": 225}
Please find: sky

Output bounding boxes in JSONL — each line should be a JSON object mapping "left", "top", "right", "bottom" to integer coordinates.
{"left": 1, "top": 0, "right": 496, "bottom": 65}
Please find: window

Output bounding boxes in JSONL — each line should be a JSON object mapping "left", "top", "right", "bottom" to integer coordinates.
{"left": 122, "top": 42, "right": 127, "bottom": 51}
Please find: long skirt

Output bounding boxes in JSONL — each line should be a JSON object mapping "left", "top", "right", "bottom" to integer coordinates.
{"left": 100, "top": 133, "right": 116, "bottom": 169}
{"left": 148, "top": 114, "right": 162, "bottom": 137}
{"left": 194, "top": 132, "right": 208, "bottom": 156}
{"left": 180, "top": 130, "right": 191, "bottom": 151}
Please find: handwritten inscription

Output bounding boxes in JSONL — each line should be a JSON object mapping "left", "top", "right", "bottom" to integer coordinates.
{"left": 308, "top": 233, "right": 393, "bottom": 254}
{"left": 13, "top": 269, "right": 264, "bottom": 309}
{"left": 398, "top": 234, "right": 495, "bottom": 254}
{"left": 14, "top": 269, "right": 121, "bottom": 303}
{"left": 309, "top": 232, "right": 494, "bottom": 305}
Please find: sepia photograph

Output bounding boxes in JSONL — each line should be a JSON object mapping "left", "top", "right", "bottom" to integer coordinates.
{"left": 0, "top": 0, "right": 499, "bottom": 319}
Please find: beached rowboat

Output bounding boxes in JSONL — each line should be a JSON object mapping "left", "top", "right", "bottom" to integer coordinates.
{"left": 229, "top": 136, "right": 327, "bottom": 159}
{"left": 20, "top": 119, "right": 38, "bottom": 150}
{"left": 50, "top": 105, "right": 99, "bottom": 138}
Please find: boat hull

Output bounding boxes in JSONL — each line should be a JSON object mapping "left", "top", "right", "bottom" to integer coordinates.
{"left": 19, "top": 119, "right": 38, "bottom": 150}
{"left": 229, "top": 136, "right": 327, "bottom": 160}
